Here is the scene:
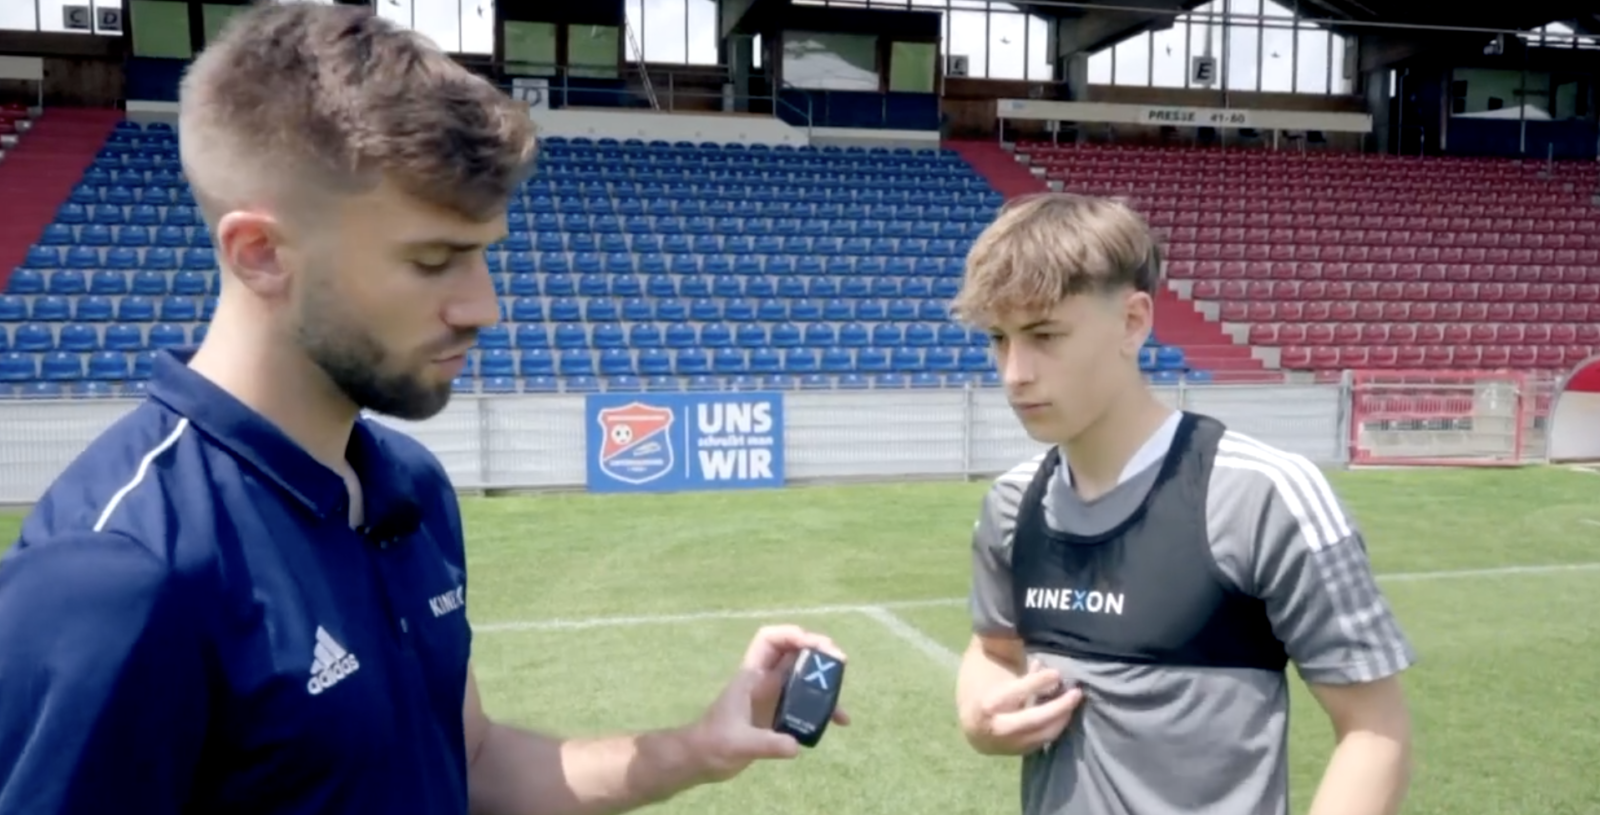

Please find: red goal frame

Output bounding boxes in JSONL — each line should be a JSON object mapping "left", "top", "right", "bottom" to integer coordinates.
{"left": 1347, "top": 369, "right": 1536, "bottom": 467}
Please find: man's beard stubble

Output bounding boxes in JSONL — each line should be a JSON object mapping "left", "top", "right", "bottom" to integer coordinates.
{"left": 292, "top": 280, "right": 468, "bottom": 422}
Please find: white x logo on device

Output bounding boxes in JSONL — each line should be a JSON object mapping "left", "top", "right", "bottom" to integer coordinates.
{"left": 803, "top": 653, "right": 836, "bottom": 690}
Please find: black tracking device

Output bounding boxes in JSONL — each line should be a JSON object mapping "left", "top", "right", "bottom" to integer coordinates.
{"left": 771, "top": 648, "right": 845, "bottom": 748}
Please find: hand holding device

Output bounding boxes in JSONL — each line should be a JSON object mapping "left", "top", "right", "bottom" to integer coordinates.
{"left": 687, "top": 625, "right": 851, "bottom": 784}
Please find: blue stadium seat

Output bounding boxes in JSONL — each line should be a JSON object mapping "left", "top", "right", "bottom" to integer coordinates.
{"left": 524, "top": 375, "right": 558, "bottom": 393}
{"left": 7, "top": 269, "right": 43, "bottom": 295}
{"left": 480, "top": 349, "right": 515, "bottom": 378}
{"left": 482, "top": 376, "right": 517, "bottom": 394}
{"left": 0, "top": 352, "right": 35, "bottom": 381}
{"left": 41, "top": 351, "right": 83, "bottom": 381}
{"left": 130, "top": 351, "right": 158, "bottom": 380}
{"left": 87, "top": 351, "right": 131, "bottom": 380}
{"left": 514, "top": 324, "right": 548, "bottom": 348}
{"left": 19, "top": 381, "right": 62, "bottom": 398}
{"left": 103, "top": 323, "right": 142, "bottom": 352}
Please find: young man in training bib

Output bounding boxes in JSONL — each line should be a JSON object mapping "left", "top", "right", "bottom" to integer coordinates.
{"left": 950, "top": 193, "right": 1416, "bottom": 815}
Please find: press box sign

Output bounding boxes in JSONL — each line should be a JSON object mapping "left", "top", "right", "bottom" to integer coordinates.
{"left": 585, "top": 392, "right": 786, "bottom": 494}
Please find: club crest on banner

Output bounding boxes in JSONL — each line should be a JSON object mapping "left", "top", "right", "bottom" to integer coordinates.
{"left": 596, "top": 402, "right": 675, "bottom": 485}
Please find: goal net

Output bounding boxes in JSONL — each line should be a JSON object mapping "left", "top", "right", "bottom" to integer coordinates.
{"left": 1347, "top": 370, "right": 1538, "bottom": 467}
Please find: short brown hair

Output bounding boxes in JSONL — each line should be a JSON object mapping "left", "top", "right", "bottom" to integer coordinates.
{"left": 177, "top": 1, "right": 537, "bottom": 227}
{"left": 949, "top": 193, "right": 1162, "bottom": 328}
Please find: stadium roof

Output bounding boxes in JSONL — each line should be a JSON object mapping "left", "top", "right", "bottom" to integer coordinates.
{"left": 1017, "top": 0, "right": 1599, "bottom": 66}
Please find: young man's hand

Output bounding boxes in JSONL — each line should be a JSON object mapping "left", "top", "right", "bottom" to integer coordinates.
{"left": 964, "top": 659, "right": 1083, "bottom": 756}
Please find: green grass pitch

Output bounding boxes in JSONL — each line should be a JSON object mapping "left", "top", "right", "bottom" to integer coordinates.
{"left": 3, "top": 465, "right": 1599, "bottom": 813}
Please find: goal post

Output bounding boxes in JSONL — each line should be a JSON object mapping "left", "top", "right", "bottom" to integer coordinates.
{"left": 1346, "top": 369, "right": 1540, "bottom": 467}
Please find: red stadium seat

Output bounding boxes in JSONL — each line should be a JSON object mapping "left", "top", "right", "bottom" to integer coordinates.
{"left": 1036, "top": 141, "right": 1600, "bottom": 379}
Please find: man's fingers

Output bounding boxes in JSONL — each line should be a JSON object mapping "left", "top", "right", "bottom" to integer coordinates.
{"left": 740, "top": 727, "right": 802, "bottom": 760}
{"left": 981, "top": 667, "right": 1063, "bottom": 716}
{"left": 991, "top": 686, "right": 1083, "bottom": 741}
{"left": 741, "top": 624, "right": 847, "bottom": 672}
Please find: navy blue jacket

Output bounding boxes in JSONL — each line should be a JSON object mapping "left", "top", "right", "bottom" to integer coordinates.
{"left": 0, "top": 349, "right": 474, "bottom": 814}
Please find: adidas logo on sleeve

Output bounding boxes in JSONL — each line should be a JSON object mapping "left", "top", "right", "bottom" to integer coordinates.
{"left": 307, "top": 626, "right": 361, "bottom": 696}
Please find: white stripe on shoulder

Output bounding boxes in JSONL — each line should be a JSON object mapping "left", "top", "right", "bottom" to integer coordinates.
{"left": 93, "top": 418, "right": 189, "bottom": 534}
{"left": 995, "top": 450, "right": 1050, "bottom": 486}
{"left": 1219, "top": 431, "right": 1352, "bottom": 541}
{"left": 1212, "top": 453, "right": 1331, "bottom": 551}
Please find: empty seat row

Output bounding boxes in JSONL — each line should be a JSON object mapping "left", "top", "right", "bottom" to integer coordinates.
{"left": 1080, "top": 185, "right": 1591, "bottom": 220}
{"left": 0, "top": 295, "right": 211, "bottom": 323}
{"left": 474, "top": 346, "right": 994, "bottom": 377}
{"left": 1060, "top": 172, "right": 1575, "bottom": 198}
{"left": 1174, "top": 260, "right": 1600, "bottom": 283}
{"left": 1220, "top": 300, "right": 1599, "bottom": 324}
{"left": 454, "top": 368, "right": 1203, "bottom": 396}
{"left": 523, "top": 188, "right": 1000, "bottom": 210}
{"left": 540, "top": 141, "right": 960, "bottom": 158}
{"left": 1278, "top": 344, "right": 1592, "bottom": 370}
{"left": 481, "top": 297, "right": 956, "bottom": 324}
{"left": 37, "top": 223, "right": 211, "bottom": 249}
{"left": 9, "top": 268, "right": 969, "bottom": 303}
{"left": 471, "top": 344, "right": 1182, "bottom": 375}
{"left": 477, "top": 321, "right": 987, "bottom": 350}
{"left": 0, "top": 350, "right": 155, "bottom": 382}
{"left": 542, "top": 157, "right": 983, "bottom": 178}
{"left": 0, "top": 322, "right": 204, "bottom": 353}
{"left": 1250, "top": 322, "right": 1600, "bottom": 346}
{"left": 1162, "top": 224, "right": 1596, "bottom": 248}
{"left": 525, "top": 209, "right": 996, "bottom": 231}
{"left": 28, "top": 232, "right": 972, "bottom": 267}
{"left": 514, "top": 218, "right": 989, "bottom": 241}
{"left": 489, "top": 273, "right": 963, "bottom": 300}
{"left": 59, "top": 186, "right": 1000, "bottom": 220}
{"left": 10, "top": 268, "right": 215, "bottom": 296}
{"left": 0, "top": 292, "right": 965, "bottom": 325}
{"left": 486, "top": 252, "right": 970, "bottom": 276}
{"left": 1194, "top": 279, "right": 1600, "bottom": 303}
{"left": 1172, "top": 242, "right": 1598, "bottom": 265}
{"left": 538, "top": 159, "right": 975, "bottom": 178}
{"left": 20, "top": 246, "right": 974, "bottom": 278}
{"left": 0, "top": 319, "right": 987, "bottom": 354}
{"left": 1143, "top": 200, "right": 1590, "bottom": 223}
{"left": 506, "top": 232, "right": 983, "bottom": 254}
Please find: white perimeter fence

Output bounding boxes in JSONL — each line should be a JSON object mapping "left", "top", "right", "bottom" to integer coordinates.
{"left": 0, "top": 375, "right": 1563, "bottom": 505}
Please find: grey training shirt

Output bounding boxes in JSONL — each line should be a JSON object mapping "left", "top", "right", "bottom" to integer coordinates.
{"left": 968, "top": 410, "right": 1417, "bottom": 815}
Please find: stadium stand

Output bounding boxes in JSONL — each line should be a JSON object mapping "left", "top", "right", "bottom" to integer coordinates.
{"left": 1016, "top": 141, "right": 1600, "bottom": 383}
{"left": 0, "top": 121, "right": 1212, "bottom": 398}
{"left": 952, "top": 139, "right": 1268, "bottom": 381}
{"left": 0, "top": 108, "right": 122, "bottom": 276}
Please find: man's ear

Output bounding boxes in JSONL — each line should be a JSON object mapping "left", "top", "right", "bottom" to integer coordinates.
{"left": 1121, "top": 289, "right": 1154, "bottom": 357}
{"left": 216, "top": 210, "right": 292, "bottom": 299}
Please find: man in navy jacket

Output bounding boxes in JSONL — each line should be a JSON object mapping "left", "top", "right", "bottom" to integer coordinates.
{"left": 0, "top": 5, "right": 847, "bottom": 814}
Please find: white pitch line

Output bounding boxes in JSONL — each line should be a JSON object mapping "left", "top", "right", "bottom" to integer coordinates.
{"left": 1580, "top": 519, "right": 1600, "bottom": 529}
{"left": 860, "top": 606, "right": 962, "bottom": 669}
{"left": 1377, "top": 561, "right": 1600, "bottom": 581}
{"left": 473, "top": 560, "right": 1600, "bottom": 634}
{"left": 474, "top": 602, "right": 876, "bottom": 633}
